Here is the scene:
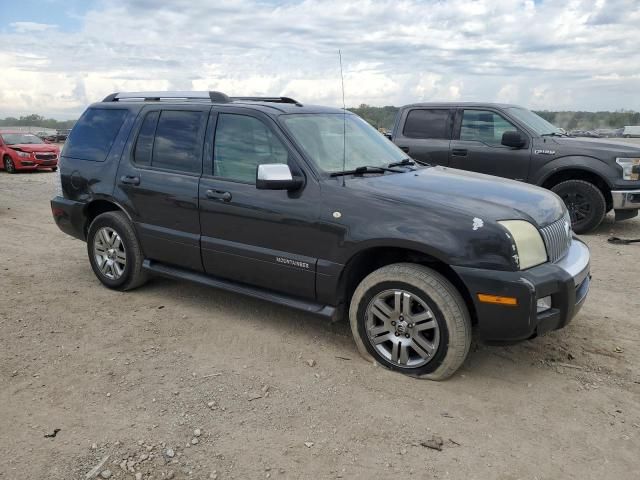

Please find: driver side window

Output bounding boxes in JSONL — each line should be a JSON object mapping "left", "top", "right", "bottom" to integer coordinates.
{"left": 213, "top": 114, "right": 288, "bottom": 183}
{"left": 460, "top": 110, "right": 516, "bottom": 145}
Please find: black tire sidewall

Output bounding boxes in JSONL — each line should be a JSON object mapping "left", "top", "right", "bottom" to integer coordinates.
{"left": 4, "top": 157, "right": 16, "bottom": 173}
{"left": 552, "top": 180, "right": 605, "bottom": 233}
{"left": 87, "top": 214, "right": 136, "bottom": 289}
{"left": 355, "top": 280, "right": 450, "bottom": 376}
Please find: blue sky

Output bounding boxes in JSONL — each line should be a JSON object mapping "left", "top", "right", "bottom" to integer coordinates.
{"left": 1, "top": 0, "right": 639, "bottom": 119}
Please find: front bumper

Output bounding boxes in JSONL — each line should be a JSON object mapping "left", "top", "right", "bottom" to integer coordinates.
{"left": 612, "top": 189, "right": 640, "bottom": 210}
{"left": 453, "top": 238, "right": 590, "bottom": 342}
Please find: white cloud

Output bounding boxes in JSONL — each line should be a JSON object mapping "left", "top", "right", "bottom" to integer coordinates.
{"left": 1, "top": 0, "right": 639, "bottom": 118}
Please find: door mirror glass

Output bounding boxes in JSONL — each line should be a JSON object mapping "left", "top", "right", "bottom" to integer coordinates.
{"left": 256, "top": 163, "right": 302, "bottom": 190}
{"left": 501, "top": 130, "right": 526, "bottom": 148}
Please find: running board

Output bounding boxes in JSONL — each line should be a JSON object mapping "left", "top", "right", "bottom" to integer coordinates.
{"left": 142, "top": 260, "right": 336, "bottom": 319}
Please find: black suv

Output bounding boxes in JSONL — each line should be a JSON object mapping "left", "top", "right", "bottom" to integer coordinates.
{"left": 51, "top": 91, "right": 590, "bottom": 380}
{"left": 391, "top": 103, "right": 640, "bottom": 233}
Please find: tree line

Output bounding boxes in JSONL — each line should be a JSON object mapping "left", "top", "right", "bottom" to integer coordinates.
{"left": 348, "top": 104, "right": 640, "bottom": 131}
{"left": 0, "top": 114, "right": 76, "bottom": 130}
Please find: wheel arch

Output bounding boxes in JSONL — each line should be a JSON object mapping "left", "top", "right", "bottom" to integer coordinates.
{"left": 335, "top": 245, "right": 478, "bottom": 325}
{"left": 84, "top": 199, "right": 132, "bottom": 238}
{"left": 540, "top": 167, "right": 613, "bottom": 211}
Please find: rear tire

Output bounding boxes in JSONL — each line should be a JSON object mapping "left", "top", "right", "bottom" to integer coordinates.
{"left": 4, "top": 156, "right": 16, "bottom": 174}
{"left": 349, "top": 263, "right": 471, "bottom": 381}
{"left": 551, "top": 179, "right": 606, "bottom": 233}
{"left": 87, "top": 211, "right": 148, "bottom": 291}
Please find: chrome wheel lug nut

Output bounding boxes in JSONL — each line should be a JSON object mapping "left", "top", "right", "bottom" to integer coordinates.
{"left": 395, "top": 332, "right": 400, "bottom": 337}
{"left": 391, "top": 321, "right": 396, "bottom": 326}
{"left": 405, "top": 333, "right": 410, "bottom": 338}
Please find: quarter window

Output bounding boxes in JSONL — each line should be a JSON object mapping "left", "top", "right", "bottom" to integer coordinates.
{"left": 460, "top": 110, "right": 517, "bottom": 145}
{"left": 403, "top": 109, "right": 451, "bottom": 139}
{"left": 213, "top": 114, "right": 288, "bottom": 183}
{"left": 64, "top": 108, "right": 127, "bottom": 162}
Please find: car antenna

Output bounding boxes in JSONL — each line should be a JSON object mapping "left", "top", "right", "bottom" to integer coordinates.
{"left": 339, "top": 49, "right": 347, "bottom": 187}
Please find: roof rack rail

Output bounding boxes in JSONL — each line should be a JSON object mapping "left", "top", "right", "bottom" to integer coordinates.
{"left": 232, "top": 96, "right": 303, "bottom": 107}
{"left": 102, "top": 91, "right": 231, "bottom": 103}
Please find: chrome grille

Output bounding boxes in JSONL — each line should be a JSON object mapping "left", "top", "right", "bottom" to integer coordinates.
{"left": 540, "top": 212, "right": 572, "bottom": 263}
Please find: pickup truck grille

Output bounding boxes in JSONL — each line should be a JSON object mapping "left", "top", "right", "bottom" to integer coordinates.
{"left": 540, "top": 212, "right": 572, "bottom": 263}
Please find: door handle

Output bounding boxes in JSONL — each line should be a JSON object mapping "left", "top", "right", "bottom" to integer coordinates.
{"left": 120, "top": 175, "right": 140, "bottom": 185}
{"left": 399, "top": 146, "right": 410, "bottom": 153}
{"left": 451, "top": 149, "right": 468, "bottom": 157}
{"left": 206, "top": 189, "right": 232, "bottom": 202}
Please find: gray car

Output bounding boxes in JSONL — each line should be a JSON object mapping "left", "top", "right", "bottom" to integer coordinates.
{"left": 391, "top": 103, "right": 640, "bottom": 233}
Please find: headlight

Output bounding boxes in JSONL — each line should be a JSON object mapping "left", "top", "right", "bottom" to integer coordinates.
{"left": 498, "top": 220, "right": 547, "bottom": 270}
{"left": 616, "top": 157, "right": 640, "bottom": 180}
{"left": 15, "top": 151, "right": 32, "bottom": 158}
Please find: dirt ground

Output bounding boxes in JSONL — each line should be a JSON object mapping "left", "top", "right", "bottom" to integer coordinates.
{"left": 1, "top": 167, "right": 639, "bottom": 480}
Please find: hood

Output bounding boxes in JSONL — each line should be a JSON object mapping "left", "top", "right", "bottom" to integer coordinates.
{"left": 8, "top": 143, "right": 59, "bottom": 153}
{"left": 349, "top": 166, "right": 565, "bottom": 228}
{"left": 550, "top": 137, "right": 640, "bottom": 157}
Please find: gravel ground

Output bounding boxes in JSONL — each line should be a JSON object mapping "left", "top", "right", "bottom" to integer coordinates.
{"left": 1, "top": 169, "right": 639, "bottom": 480}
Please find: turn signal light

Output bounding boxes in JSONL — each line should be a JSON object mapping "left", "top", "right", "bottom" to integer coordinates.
{"left": 477, "top": 294, "right": 518, "bottom": 306}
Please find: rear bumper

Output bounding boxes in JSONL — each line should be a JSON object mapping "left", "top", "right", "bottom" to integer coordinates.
{"left": 50, "top": 196, "right": 86, "bottom": 241}
{"left": 453, "top": 238, "right": 590, "bottom": 342}
{"left": 612, "top": 189, "right": 640, "bottom": 210}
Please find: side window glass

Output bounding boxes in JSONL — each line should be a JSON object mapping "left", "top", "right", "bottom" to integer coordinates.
{"left": 403, "top": 109, "right": 450, "bottom": 139}
{"left": 460, "top": 110, "right": 516, "bottom": 145}
{"left": 213, "top": 114, "right": 288, "bottom": 183}
{"left": 133, "top": 111, "right": 159, "bottom": 166}
{"left": 64, "top": 108, "right": 127, "bottom": 162}
{"left": 151, "top": 110, "right": 203, "bottom": 173}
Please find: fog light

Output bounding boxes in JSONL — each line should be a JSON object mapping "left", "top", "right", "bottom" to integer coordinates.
{"left": 537, "top": 296, "right": 552, "bottom": 313}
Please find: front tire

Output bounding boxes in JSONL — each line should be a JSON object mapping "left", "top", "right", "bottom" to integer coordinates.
{"left": 87, "top": 211, "right": 148, "bottom": 291}
{"left": 349, "top": 263, "right": 471, "bottom": 381}
{"left": 4, "top": 156, "right": 16, "bottom": 174}
{"left": 551, "top": 179, "right": 606, "bottom": 233}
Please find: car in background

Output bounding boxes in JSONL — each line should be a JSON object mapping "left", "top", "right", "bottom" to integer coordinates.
{"left": 0, "top": 131, "right": 60, "bottom": 173}
{"left": 623, "top": 126, "right": 640, "bottom": 138}
{"left": 55, "top": 129, "right": 72, "bottom": 142}
{"left": 569, "top": 130, "right": 601, "bottom": 138}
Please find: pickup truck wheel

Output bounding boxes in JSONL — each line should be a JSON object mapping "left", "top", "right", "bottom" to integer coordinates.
{"left": 87, "top": 211, "right": 148, "bottom": 291}
{"left": 551, "top": 179, "right": 606, "bottom": 233}
{"left": 349, "top": 263, "right": 471, "bottom": 381}
{"left": 4, "top": 156, "right": 16, "bottom": 174}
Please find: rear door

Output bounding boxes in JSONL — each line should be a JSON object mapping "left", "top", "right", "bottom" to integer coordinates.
{"left": 198, "top": 107, "right": 319, "bottom": 300}
{"left": 392, "top": 108, "right": 454, "bottom": 165}
{"left": 114, "top": 105, "right": 209, "bottom": 271}
{"left": 449, "top": 109, "right": 532, "bottom": 180}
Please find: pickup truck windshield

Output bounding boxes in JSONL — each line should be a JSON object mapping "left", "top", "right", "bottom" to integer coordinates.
{"left": 281, "top": 113, "right": 406, "bottom": 173}
{"left": 2, "top": 133, "right": 45, "bottom": 145}
{"left": 505, "top": 107, "right": 563, "bottom": 136}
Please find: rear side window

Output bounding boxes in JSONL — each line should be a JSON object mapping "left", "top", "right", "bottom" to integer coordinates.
{"left": 64, "top": 108, "right": 127, "bottom": 161}
{"left": 403, "top": 109, "right": 450, "bottom": 139}
{"left": 133, "top": 111, "right": 159, "bottom": 166}
{"left": 151, "top": 111, "right": 203, "bottom": 173}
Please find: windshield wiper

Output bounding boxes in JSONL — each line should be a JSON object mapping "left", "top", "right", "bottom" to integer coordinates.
{"left": 541, "top": 132, "right": 568, "bottom": 137}
{"left": 387, "top": 158, "right": 415, "bottom": 168}
{"left": 330, "top": 165, "right": 403, "bottom": 177}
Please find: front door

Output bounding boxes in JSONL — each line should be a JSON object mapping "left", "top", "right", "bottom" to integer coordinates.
{"left": 198, "top": 108, "right": 319, "bottom": 300}
{"left": 449, "top": 109, "right": 531, "bottom": 180}
{"left": 115, "top": 105, "right": 209, "bottom": 271}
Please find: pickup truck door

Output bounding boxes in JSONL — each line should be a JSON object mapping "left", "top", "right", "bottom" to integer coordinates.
{"left": 392, "top": 108, "right": 454, "bottom": 166}
{"left": 198, "top": 108, "right": 319, "bottom": 300}
{"left": 449, "top": 109, "right": 531, "bottom": 180}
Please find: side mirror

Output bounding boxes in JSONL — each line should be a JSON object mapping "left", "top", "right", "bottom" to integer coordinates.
{"left": 501, "top": 131, "right": 526, "bottom": 148}
{"left": 256, "top": 164, "right": 303, "bottom": 190}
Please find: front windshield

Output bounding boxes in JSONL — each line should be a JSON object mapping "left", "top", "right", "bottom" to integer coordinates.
{"left": 281, "top": 113, "right": 407, "bottom": 173}
{"left": 505, "top": 107, "right": 562, "bottom": 136}
{"left": 2, "top": 133, "right": 44, "bottom": 145}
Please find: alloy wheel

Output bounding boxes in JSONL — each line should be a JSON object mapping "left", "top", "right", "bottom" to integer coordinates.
{"left": 561, "top": 192, "right": 591, "bottom": 224}
{"left": 365, "top": 289, "right": 440, "bottom": 368}
{"left": 93, "top": 227, "right": 127, "bottom": 280}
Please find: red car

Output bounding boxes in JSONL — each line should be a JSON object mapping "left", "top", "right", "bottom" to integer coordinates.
{"left": 0, "top": 131, "right": 60, "bottom": 173}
